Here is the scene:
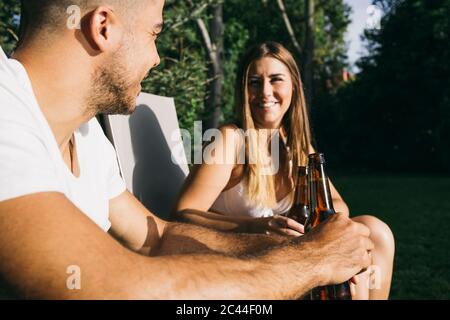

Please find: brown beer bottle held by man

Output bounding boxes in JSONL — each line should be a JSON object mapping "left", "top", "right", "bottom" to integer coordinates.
{"left": 286, "top": 165, "right": 312, "bottom": 300}
{"left": 305, "top": 153, "right": 352, "bottom": 300}
{"left": 286, "top": 166, "right": 309, "bottom": 225}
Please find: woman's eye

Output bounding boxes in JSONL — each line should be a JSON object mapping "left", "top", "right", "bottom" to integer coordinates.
{"left": 271, "top": 78, "right": 283, "bottom": 82}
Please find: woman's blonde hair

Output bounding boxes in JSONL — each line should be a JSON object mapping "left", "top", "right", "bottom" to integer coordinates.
{"left": 235, "top": 42, "right": 312, "bottom": 208}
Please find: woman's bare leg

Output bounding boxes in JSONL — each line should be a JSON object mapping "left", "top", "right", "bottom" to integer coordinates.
{"left": 351, "top": 215, "right": 395, "bottom": 300}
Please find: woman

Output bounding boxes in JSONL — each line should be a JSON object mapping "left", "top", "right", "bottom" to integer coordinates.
{"left": 174, "top": 42, "right": 394, "bottom": 299}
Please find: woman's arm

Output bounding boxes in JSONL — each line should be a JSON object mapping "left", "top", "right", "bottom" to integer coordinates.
{"left": 174, "top": 125, "right": 248, "bottom": 230}
{"left": 174, "top": 126, "right": 303, "bottom": 236}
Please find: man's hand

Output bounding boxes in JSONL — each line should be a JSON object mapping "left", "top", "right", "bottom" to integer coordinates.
{"left": 302, "top": 212, "right": 374, "bottom": 286}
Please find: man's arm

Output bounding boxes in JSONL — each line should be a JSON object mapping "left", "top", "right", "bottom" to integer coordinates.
{"left": 109, "top": 191, "right": 286, "bottom": 257}
{"left": 0, "top": 192, "right": 372, "bottom": 299}
{"left": 156, "top": 221, "right": 288, "bottom": 256}
{"left": 108, "top": 191, "right": 166, "bottom": 255}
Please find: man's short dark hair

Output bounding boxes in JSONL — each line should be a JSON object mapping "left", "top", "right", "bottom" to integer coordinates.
{"left": 19, "top": 1, "right": 79, "bottom": 41}
{"left": 18, "top": 0, "right": 145, "bottom": 46}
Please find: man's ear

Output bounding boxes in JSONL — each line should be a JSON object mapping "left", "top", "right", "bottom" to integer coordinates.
{"left": 83, "top": 6, "right": 123, "bottom": 52}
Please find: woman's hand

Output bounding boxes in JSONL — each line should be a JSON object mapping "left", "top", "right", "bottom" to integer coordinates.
{"left": 247, "top": 215, "right": 305, "bottom": 237}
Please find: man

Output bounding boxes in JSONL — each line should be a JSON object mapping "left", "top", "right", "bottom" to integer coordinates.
{"left": 0, "top": 0, "right": 373, "bottom": 299}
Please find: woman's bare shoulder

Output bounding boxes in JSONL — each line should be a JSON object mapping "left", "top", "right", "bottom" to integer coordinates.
{"left": 215, "top": 124, "right": 245, "bottom": 188}
{"left": 218, "top": 123, "right": 242, "bottom": 133}
{"left": 217, "top": 123, "right": 245, "bottom": 147}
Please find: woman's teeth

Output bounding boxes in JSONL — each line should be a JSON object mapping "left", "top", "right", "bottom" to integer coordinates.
{"left": 259, "top": 102, "right": 278, "bottom": 108}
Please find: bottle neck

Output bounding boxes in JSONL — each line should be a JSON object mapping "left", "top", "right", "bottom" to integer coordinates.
{"left": 308, "top": 159, "right": 335, "bottom": 226}
{"left": 314, "top": 163, "right": 335, "bottom": 213}
{"left": 305, "top": 154, "right": 335, "bottom": 231}
{"left": 294, "top": 167, "right": 308, "bottom": 207}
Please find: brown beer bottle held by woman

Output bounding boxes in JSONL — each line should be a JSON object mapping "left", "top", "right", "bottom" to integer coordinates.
{"left": 305, "top": 153, "right": 352, "bottom": 300}
{"left": 286, "top": 166, "right": 309, "bottom": 225}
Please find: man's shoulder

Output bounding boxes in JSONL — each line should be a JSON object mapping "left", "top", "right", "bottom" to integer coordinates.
{"left": 0, "top": 95, "right": 41, "bottom": 140}
{"left": 0, "top": 67, "right": 37, "bottom": 128}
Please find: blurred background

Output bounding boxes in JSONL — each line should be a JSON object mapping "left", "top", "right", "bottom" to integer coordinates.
{"left": 1, "top": 0, "right": 449, "bottom": 299}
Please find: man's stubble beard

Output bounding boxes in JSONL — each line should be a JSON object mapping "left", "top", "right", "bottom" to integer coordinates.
{"left": 86, "top": 67, "right": 136, "bottom": 117}
{"left": 85, "top": 51, "right": 137, "bottom": 117}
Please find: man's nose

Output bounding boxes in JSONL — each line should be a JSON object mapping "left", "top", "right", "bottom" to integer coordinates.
{"left": 154, "top": 53, "right": 161, "bottom": 68}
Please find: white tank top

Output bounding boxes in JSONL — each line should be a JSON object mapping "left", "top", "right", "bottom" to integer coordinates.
{"left": 210, "top": 180, "right": 293, "bottom": 218}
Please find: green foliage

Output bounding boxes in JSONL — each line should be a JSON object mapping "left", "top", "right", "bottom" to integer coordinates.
{"left": 314, "top": 0, "right": 352, "bottom": 95}
{"left": 319, "top": 0, "right": 450, "bottom": 172}
{"left": 152, "top": 0, "right": 352, "bottom": 132}
{"left": 143, "top": 55, "right": 208, "bottom": 133}
{"left": 0, "top": 0, "right": 20, "bottom": 55}
{"left": 0, "top": 0, "right": 352, "bottom": 156}
{"left": 141, "top": 0, "right": 214, "bottom": 136}
{"left": 221, "top": 18, "right": 250, "bottom": 124}
{"left": 224, "top": 0, "right": 352, "bottom": 97}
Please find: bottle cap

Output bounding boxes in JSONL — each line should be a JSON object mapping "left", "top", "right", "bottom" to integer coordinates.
{"left": 308, "top": 153, "right": 326, "bottom": 164}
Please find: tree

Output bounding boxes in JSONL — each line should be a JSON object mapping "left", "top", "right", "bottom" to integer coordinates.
{"left": 275, "top": 0, "right": 303, "bottom": 56}
{"left": 195, "top": 1, "right": 224, "bottom": 129}
{"left": 325, "top": 0, "right": 450, "bottom": 172}
{"left": 224, "top": 0, "right": 351, "bottom": 117}
{"left": 303, "top": 0, "right": 315, "bottom": 108}
{"left": 0, "top": 0, "right": 353, "bottom": 152}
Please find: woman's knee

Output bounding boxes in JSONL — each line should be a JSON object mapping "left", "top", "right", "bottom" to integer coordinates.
{"left": 353, "top": 215, "right": 395, "bottom": 254}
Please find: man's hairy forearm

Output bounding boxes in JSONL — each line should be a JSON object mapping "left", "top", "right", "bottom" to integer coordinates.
{"left": 130, "top": 241, "right": 320, "bottom": 300}
{"left": 154, "top": 222, "right": 287, "bottom": 257}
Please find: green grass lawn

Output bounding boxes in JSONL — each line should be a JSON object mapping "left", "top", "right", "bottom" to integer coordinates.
{"left": 333, "top": 173, "right": 450, "bottom": 300}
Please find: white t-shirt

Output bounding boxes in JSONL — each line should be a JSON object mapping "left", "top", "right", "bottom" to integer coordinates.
{"left": 0, "top": 47, "right": 126, "bottom": 231}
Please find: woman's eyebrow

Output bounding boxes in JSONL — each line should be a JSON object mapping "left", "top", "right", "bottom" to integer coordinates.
{"left": 248, "top": 73, "right": 286, "bottom": 78}
{"left": 269, "top": 73, "right": 286, "bottom": 77}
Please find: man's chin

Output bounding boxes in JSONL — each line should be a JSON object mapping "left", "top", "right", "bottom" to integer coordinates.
{"left": 118, "top": 95, "right": 138, "bottom": 115}
{"left": 101, "top": 101, "right": 136, "bottom": 116}
{"left": 117, "top": 104, "right": 136, "bottom": 116}
{"left": 126, "top": 102, "right": 137, "bottom": 115}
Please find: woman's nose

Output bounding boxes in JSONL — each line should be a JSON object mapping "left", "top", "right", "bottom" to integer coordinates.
{"left": 261, "top": 79, "right": 273, "bottom": 98}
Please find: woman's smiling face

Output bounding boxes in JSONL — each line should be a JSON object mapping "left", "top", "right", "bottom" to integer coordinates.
{"left": 248, "top": 57, "right": 293, "bottom": 129}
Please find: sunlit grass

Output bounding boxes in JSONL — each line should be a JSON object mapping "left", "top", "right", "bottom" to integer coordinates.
{"left": 333, "top": 173, "right": 450, "bottom": 299}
